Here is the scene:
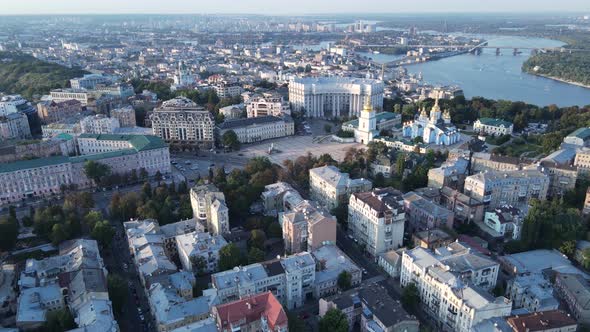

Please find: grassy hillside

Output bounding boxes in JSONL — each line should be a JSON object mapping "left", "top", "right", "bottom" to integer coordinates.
{"left": 0, "top": 52, "right": 88, "bottom": 100}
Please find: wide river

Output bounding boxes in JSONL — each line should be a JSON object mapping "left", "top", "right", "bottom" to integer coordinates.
{"left": 365, "top": 35, "right": 590, "bottom": 107}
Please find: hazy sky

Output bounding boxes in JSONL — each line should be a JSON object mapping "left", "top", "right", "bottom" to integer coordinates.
{"left": 1, "top": 0, "right": 589, "bottom": 15}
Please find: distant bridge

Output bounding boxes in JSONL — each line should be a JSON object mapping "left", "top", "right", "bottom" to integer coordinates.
{"left": 358, "top": 36, "right": 590, "bottom": 54}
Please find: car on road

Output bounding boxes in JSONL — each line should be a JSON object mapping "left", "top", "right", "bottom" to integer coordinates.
{"left": 348, "top": 234, "right": 354, "bottom": 240}
{"left": 139, "top": 314, "right": 144, "bottom": 321}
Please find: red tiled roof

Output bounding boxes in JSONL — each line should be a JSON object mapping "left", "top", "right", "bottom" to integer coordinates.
{"left": 507, "top": 310, "right": 577, "bottom": 332}
{"left": 214, "top": 292, "right": 287, "bottom": 331}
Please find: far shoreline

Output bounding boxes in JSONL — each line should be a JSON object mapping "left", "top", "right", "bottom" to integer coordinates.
{"left": 526, "top": 71, "right": 590, "bottom": 90}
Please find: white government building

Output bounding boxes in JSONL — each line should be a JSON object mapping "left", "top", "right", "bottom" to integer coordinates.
{"left": 289, "top": 77, "right": 384, "bottom": 118}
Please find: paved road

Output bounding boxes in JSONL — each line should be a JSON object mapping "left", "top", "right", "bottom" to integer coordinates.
{"left": 336, "top": 225, "right": 381, "bottom": 279}
{"left": 106, "top": 220, "right": 155, "bottom": 332}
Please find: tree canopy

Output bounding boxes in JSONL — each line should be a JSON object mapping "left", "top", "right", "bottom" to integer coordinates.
{"left": 520, "top": 199, "right": 584, "bottom": 251}
{"left": 218, "top": 243, "right": 244, "bottom": 271}
{"left": 319, "top": 308, "right": 349, "bottom": 332}
{"left": 221, "top": 130, "right": 241, "bottom": 151}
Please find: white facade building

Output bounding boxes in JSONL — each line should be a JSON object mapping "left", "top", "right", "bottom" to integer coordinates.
{"left": 189, "top": 184, "right": 229, "bottom": 235}
{"left": 473, "top": 118, "right": 514, "bottom": 136}
{"left": 400, "top": 243, "right": 510, "bottom": 332}
{"left": 49, "top": 89, "right": 91, "bottom": 105}
{"left": 217, "top": 116, "right": 294, "bottom": 144}
{"left": 150, "top": 97, "right": 215, "bottom": 148}
{"left": 176, "top": 231, "right": 228, "bottom": 273}
{"left": 246, "top": 94, "right": 291, "bottom": 118}
{"left": 309, "top": 165, "right": 372, "bottom": 209}
{"left": 0, "top": 134, "right": 170, "bottom": 205}
{"left": 16, "top": 239, "right": 118, "bottom": 331}
{"left": 80, "top": 114, "right": 120, "bottom": 134}
{"left": 348, "top": 188, "right": 406, "bottom": 257}
{"left": 289, "top": 77, "right": 384, "bottom": 118}
{"left": 0, "top": 112, "right": 31, "bottom": 140}
{"left": 464, "top": 169, "right": 550, "bottom": 211}
{"left": 211, "top": 252, "right": 316, "bottom": 310}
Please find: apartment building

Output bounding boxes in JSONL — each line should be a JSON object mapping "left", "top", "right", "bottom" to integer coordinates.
{"left": 70, "top": 74, "right": 113, "bottom": 89}
{"left": 110, "top": 105, "right": 136, "bottom": 127}
{"left": 473, "top": 118, "right": 514, "bottom": 136}
{"left": 309, "top": 165, "right": 372, "bottom": 209}
{"left": 217, "top": 116, "right": 294, "bottom": 144}
{"left": 246, "top": 94, "right": 290, "bottom": 118}
{"left": 219, "top": 104, "right": 244, "bottom": 120}
{"left": 412, "top": 228, "right": 454, "bottom": 250}
{"left": 211, "top": 252, "right": 316, "bottom": 310}
{"left": 463, "top": 169, "right": 549, "bottom": 211}
{"left": 189, "top": 184, "right": 229, "bottom": 235}
{"left": 348, "top": 187, "right": 405, "bottom": 258}
{"left": 261, "top": 182, "right": 304, "bottom": 217}
{"left": 574, "top": 149, "right": 590, "bottom": 178}
{"left": 554, "top": 273, "right": 590, "bottom": 325}
{"left": 50, "top": 89, "right": 91, "bottom": 105}
{"left": 402, "top": 191, "right": 454, "bottom": 232}
{"left": 16, "top": 239, "right": 118, "bottom": 331}
{"left": 36, "top": 99, "right": 83, "bottom": 124}
{"left": 319, "top": 283, "right": 420, "bottom": 332}
{"left": 176, "top": 231, "right": 228, "bottom": 273}
{"left": 124, "top": 220, "right": 178, "bottom": 287}
{"left": 80, "top": 114, "right": 120, "bottom": 134}
{"left": 150, "top": 97, "right": 215, "bottom": 148}
{"left": 0, "top": 112, "right": 31, "bottom": 140}
{"left": 149, "top": 278, "right": 217, "bottom": 332}
{"left": 507, "top": 272, "right": 559, "bottom": 314}
{"left": 427, "top": 157, "right": 469, "bottom": 190}
{"left": 481, "top": 205, "right": 523, "bottom": 240}
{"left": 470, "top": 152, "right": 524, "bottom": 173}
{"left": 439, "top": 186, "right": 485, "bottom": 223}
{"left": 212, "top": 292, "right": 288, "bottom": 332}
{"left": 400, "top": 243, "right": 509, "bottom": 332}
{"left": 312, "top": 245, "right": 362, "bottom": 298}
{"left": 280, "top": 199, "right": 337, "bottom": 254}
{"left": 506, "top": 310, "right": 578, "bottom": 332}
{"left": 213, "top": 82, "right": 243, "bottom": 99}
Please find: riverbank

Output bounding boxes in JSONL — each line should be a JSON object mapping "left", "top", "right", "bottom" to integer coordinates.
{"left": 525, "top": 71, "right": 590, "bottom": 90}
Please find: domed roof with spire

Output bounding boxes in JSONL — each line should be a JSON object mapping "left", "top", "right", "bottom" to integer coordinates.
{"left": 431, "top": 94, "right": 441, "bottom": 114}
{"left": 362, "top": 98, "right": 373, "bottom": 114}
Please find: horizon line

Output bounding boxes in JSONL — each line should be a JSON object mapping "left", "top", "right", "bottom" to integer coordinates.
{"left": 0, "top": 10, "right": 588, "bottom": 16}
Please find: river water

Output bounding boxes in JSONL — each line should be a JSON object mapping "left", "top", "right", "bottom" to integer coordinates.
{"left": 366, "top": 35, "right": 590, "bottom": 107}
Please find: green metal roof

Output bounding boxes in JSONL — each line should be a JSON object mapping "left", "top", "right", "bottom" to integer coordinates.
{"left": 568, "top": 127, "right": 590, "bottom": 140}
{"left": 77, "top": 133, "right": 167, "bottom": 152}
{"left": 477, "top": 118, "right": 512, "bottom": 127}
{"left": 0, "top": 133, "right": 169, "bottom": 174}
{"left": 55, "top": 133, "right": 74, "bottom": 141}
{"left": 342, "top": 112, "right": 399, "bottom": 128}
{"left": 0, "top": 156, "right": 70, "bottom": 174}
{"left": 69, "top": 149, "right": 137, "bottom": 163}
